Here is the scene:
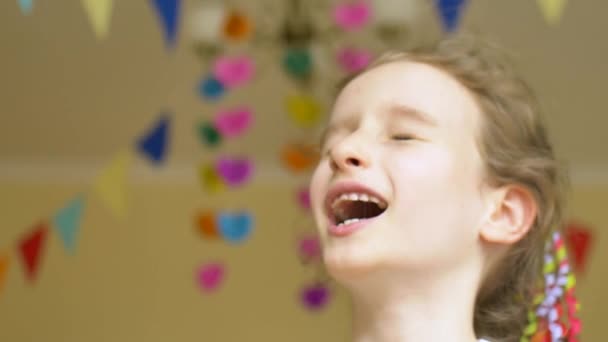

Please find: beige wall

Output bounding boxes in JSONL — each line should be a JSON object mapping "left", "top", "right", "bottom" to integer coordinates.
{"left": 1, "top": 1, "right": 606, "bottom": 341}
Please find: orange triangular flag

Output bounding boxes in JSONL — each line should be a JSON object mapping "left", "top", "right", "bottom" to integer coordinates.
{"left": 0, "top": 252, "right": 9, "bottom": 294}
{"left": 18, "top": 222, "right": 49, "bottom": 283}
{"left": 537, "top": 0, "right": 568, "bottom": 25}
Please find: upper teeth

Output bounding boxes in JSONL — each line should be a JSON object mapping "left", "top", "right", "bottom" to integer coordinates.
{"left": 332, "top": 192, "right": 387, "bottom": 209}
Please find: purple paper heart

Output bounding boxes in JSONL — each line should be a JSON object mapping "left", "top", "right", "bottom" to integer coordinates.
{"left": 301, "top": 283, "right": 330, "bottom": 310}
{"left": 197, "top": 262, "right": 225, "bottom": 292}
{"left": 214, "top": 107, "right": 253, "bottom": 138}
{"left": 216, "top": 157, "right": 253, "bottom": 186}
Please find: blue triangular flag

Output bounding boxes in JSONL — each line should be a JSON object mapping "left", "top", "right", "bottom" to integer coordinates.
{"left": 18, "top": 0, "right": 33, "bottom": 15}
{"left": 137, "top": 114, "right": 170, "bottom": 164}
{"left": 150, "top": 0, "right": 181, "bottom": 48}
{"left": 436, "top": 0, "right": 467, "bottom": 33}
{"left": 53, "top": 196, "right": 85, "bottom": 253}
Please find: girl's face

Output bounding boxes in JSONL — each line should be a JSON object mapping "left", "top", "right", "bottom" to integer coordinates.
{"left": 310, "top": 61, "right": 490, "bottom": 280}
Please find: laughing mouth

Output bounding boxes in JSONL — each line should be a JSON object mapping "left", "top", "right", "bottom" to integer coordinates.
{"left": 326, "top": 189, "right": 388, "bottom": 226}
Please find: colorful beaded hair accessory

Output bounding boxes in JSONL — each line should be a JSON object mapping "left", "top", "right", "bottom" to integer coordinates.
{"left": 521, "top": 231, "right": 582, "bottom": 342}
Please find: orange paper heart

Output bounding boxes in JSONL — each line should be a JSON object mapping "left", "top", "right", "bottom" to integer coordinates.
{"left": 281, "top": 143, "right": 319, "bottom": 173}
{"left": 223, "top": 10, "right": 252, "bottom": 41}
{"left": 196, "top": 211, "right": 219, "bottom": 239}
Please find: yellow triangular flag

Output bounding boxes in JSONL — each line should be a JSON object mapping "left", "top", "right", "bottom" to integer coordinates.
{"left": 0, "top": 252, "right": 9, "bottom": 295}
{"left": 82, "top": 0, "right": 114, "bottom": 39}
{"left": 537, "top": 0, "right": 568, "bottom": 25}
{"left": 94, "top": 151, "right": 131, "bottom": 217}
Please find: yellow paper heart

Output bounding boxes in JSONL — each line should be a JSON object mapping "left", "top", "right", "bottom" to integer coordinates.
{"left": 286, "top": 95, "right": 322, "bottom": 127}
{"left": 199, "top": 163, "right": 225, "bottom": 193}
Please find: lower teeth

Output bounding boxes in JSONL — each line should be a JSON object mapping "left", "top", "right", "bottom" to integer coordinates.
{"left": 338, "top": 218, "right": 360, "bottom": 226}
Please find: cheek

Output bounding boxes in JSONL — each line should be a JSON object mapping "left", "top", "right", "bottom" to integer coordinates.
{"left": 309, "top": 163, "right": 330, "bottom": 216}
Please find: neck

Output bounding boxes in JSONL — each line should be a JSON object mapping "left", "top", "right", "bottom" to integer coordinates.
{"left": 347, "top": 265, "right": 480, "bottom": 342}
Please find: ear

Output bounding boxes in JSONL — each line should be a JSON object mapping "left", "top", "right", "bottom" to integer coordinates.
{"left": 480, "top": 185, "right": 538, "bottom": 245}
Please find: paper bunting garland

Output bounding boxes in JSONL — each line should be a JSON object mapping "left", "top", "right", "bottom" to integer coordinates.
{"left": 18, "top": 222, "right": 49, "bottom": 283}
{"left": 435, "top": 0, "right": 467, "bottom": 33}
{"left": 196, "top": 262, "right": 225, "bottom": 293}
{"left": 537, "top": 0, "right": 568, "bottom": 26}
{"left": 223, "top": 10, "right": 252, "bottom": 41}
{"left": 82, "top": 0, "right": 114, "bottom": 39}
{"left": 218, "top": 211, "right": 253, "bottom": 243}
{"left": 0, "top": 252, "right": 9, "bottom": 294}
{"left": 94, "top": 151, "right": 131, "bottom": 217}
{"left": 18, "top": 0, "right": 33, "bottom": 15}
{"left": 137, "top": 114, "right": 170, "bottom": 165}
{"left": 564, "top": 222, "right": 593, "bottom": 274}
{"left": 333, "top": 1, "right": 371, "bottom": 31}
{"left": 53, "top": 195, "right": 85, "bottom": 253}
{"left": 151, "top": 0, "right": 181, "bottom": 48}
{"left": 213, "top": 107, "right": 253, "bottom": 138}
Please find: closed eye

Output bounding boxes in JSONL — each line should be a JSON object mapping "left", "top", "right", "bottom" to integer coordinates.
{"left": 391, "top": 134, "right": 414, "bottom": 141}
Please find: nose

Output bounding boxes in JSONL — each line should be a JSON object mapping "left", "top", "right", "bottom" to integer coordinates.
{"left": 329, "top": 133, "right": 370, "bottom": 172}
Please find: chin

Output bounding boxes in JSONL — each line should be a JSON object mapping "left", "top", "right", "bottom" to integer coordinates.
{"left": 322, "top": 243, "right": 385, "bottom": 283}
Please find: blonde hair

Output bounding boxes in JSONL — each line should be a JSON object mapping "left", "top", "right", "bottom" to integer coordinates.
{"left": 342, "top": 35, "right": 568, "bottom": 341}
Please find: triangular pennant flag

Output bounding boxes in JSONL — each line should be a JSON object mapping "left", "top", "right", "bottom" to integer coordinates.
{"left": 94, "top": 151, "right": 131, "bottom": 217}
{"left": 151, "top": 0, "right": 181, "bottom": 48}
{"left": 435, "top": 0, "right": 467, "bottom": 33}
{"left": 564, "top": 222, "right": 593, "bottom": 274}
{"left": 137, "top": 114, "right": 170, "bottom": 165}
{"left": 81, "top": 0, "right": 114, "bottom": 39}
{"left": 53, "top": 195, "right": 85, "bottom": 253}
{"left": 18, "top": 222, "right": 49, "bottom": 283}
{"left": 18, "top": 0, "right": 33, "bottom": 15}
{"left": 537, "top": 0, "right": 568, "bottom": 26}
{"left": 0, "top": 252, "right": 10, "bottom": 294}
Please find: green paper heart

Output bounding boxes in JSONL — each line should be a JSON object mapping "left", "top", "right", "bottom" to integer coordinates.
{"left": 284, "top": 49, "right": 312, "bottom": 79}
{"left": 198, "top": 121, "right": 222, "bottom": 147}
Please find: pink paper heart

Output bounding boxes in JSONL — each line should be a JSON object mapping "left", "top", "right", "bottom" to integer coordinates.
{"left": 299, "top": 235, "right": 321, "bottom": 260}
{"left": 213, "top": 56, "right": 255, "bottom": 88}
{"left": 337, "top": 47, "right": 372, "bottom": 73}
{"left": 296, "top": 187, "right": 310, "bottom": 210}
{"left": 216, "top": 157, "right": 253, "bottom": 186}
{"left": 214, "top": 107, "right": 253, "bottom": 138}
{"left": 333, "top": 1, "right": 371, "bottom": 31}
{"left": 197, "top": 262, "right": 225, "bottom": 292}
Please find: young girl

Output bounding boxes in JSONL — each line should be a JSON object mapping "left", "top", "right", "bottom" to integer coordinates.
{"left": 310, "top": 36, "right": 581, "bottom": 342}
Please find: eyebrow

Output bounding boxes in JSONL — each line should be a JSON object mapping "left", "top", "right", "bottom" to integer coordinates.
{"left": 384, "top": 103, "right": 438, "bottom": 127}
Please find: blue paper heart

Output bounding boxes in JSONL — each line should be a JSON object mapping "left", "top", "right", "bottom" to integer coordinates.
{"left": 217, "top": 212, "right": 253, "bottom": 243}
{"left": 199, "top": 76, "right": 225, "bottom": 100}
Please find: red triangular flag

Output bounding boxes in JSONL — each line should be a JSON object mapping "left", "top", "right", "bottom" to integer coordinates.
{"left": 564, "top": 221, "right": 593, "bottom": 274}
{"left": 18, "top": 222, "right": 49, "bottom": 282}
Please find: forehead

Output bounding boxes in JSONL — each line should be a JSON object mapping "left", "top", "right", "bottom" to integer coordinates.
{"left": 331, "top": 61, "right": 480, "bottom": 131}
